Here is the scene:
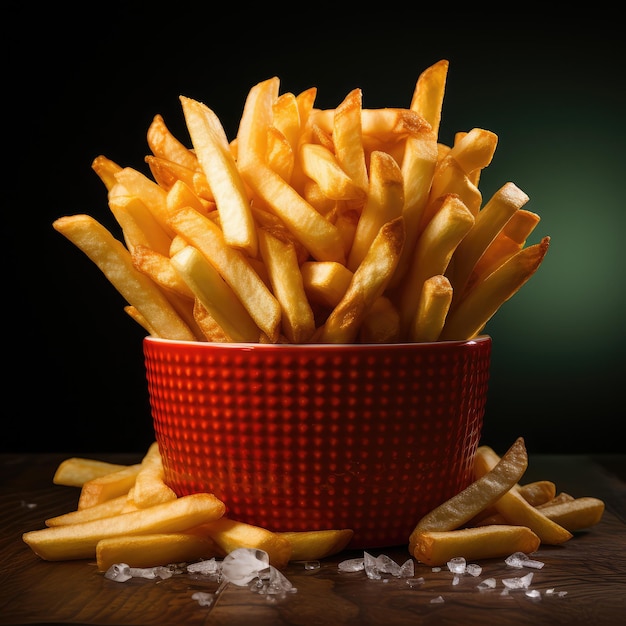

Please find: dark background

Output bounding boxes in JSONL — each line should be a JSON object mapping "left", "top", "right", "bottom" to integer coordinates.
{"left": 7, "top": 6, "right": 624, "bottom": 454}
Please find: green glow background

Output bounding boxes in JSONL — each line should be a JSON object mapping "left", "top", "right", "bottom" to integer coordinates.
{"left": 8, "top": 9, "right": 624, "bottom": 453}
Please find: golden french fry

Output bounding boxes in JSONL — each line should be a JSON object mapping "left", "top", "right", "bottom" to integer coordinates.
{"left": 114, "top": 167, "right": 175, "bottom": 239}
{"left": 170, "top": 244, "right": 262, "bottom": 343}
{"left": 147, "top": 113, "right": 199, "bottom": 172}
{"left": 96, "top": 532, "right": 221, "bottom": 572}
{"left": 440, "top": 236, "right": 550, "bottom": 341}
{"left": 23, "top": 493, "right": 226, "bottom": 562}
{"left": 320, "top": 216, "right": 405, "bottom": 343}
{"left": 131, "top": 245, "right": 194, "bottom": 299}
{"left": 473, "top": 443, "right": 572, "bottom": 545}
{"left": 166, "top": 178, "right": 213, "bottom": 215}
{"left": 192, "top": 300, "right": 230, "bottom": 343}
{"left": 536, "top": 492, "right": 575, "bottom": 508}
{"left": 108, "top": 185, "right": 173, "bottom": 257}
{"left": 347, "top": 150, "right": 404, "bottom": 272}
{"left": 201, "top": 517, "right": 292, "bottom": 570}
{"left": 78, "top": 464, "right": 143, "bottom": 510}
{"left": 257, "top": 228, "right": 316, "bottom": 344}
{"left": 398, "top": 193, "right": 474, "bottom": 337}
{"left": 450, "top": 182, "right": 530, "bottom": 296}
{"left": 46, "top": 495, "right": 128, "bottom": 527}
{"left": 520, "top": 480, "right": 558, "bottom": 506}
{"left": 537, "top": 497, "right": 604, "bottom": 532}
{"left": 53, "top": 458, "right": 129, "bottom": 488}
{"left": 389, "top": 116, "right": 438, "bottom": 288}
{"left": 53, "top": 215, "right": 195, "bottom": 341}
{"left": 447, "top": 128, "right": 498, "bottom": 176}
{"left": 266, "top": 126, "right": 294, "bottom": 182}
{"left": 359, "top": 296, "right": 400, "bottom": 343}
{"left": 236, "top": 76, "right": 281, "bottom": 169}
{"left": 333, "top": 88, "right": 368, "bottom": 193}
{"left": 124, "top": 305, "right": 158, "bottom": 335}
{"left": 299, "top": 143, "right": 366, "bottom": 202}
{"left": 408, "top": 437, "right": 528, "bottom": 553}
{"left": 131, "top": 442, "right": 177, "bottom": 509}
{"left": 180, "top": 96, "right": 257, "bottom": 256}
{"left": 91, "top": 155, "right": 122, "bottom": 191}
{"left": 410, "top": 59, "right": 448, "bottom": 138}
{"left": 410, "top": 274, "right": 453, "bottom": 343}
{"left": 301, "top": 261, "right": 353, "bottom": 309}
{"left": 279, "top": 529, "right": 354, "bottom": 561}
{"left": 272, "top": 91, "right": 301, "bottom": 155}
{"left": 168, "top": 208, "right": 281, "bottom": 342}
{"left": 468, "top": 480, "right": 558, "bottom": 526}
{"left": 412, "top": 525, "right": 541, "bottom": 567}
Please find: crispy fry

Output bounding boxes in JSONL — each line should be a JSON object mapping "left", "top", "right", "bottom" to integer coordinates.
{"left": 180, "top": 96, "right": 257, "bottom": 256}
{"left": 53, "top": 458, "right": 129, "bottom": 488}
{"left": 53, "top": 215, "right": 195, "bottom": 341}
{"left": 320, "top": 216, "right": 405, "bottom": 343}
{"left": 96, "top": 532, "right": 221, "bottom": 572}
{"left": 410, "top": 59, "right": 448, "bottom": 138}
{"left": 408, "top": 437, "right": 528, "bottom": 553}
{"left": 412, "top": 525, "right": 541, "bottom": 567}
{"left": 440, "top": 236, "right": 550, "bottom": 341}
{"left": 537, "top": 496, "right": 605, "bottom": 532}
{"left": 398, "top": 193, "right": 474, "bottom": 337}
{"left": 473, "top": 443, "right": 572, "bottom": 545}
{"left": 22, "top": 493, "right": 226, "bottom": 561}
{"left": 170, "top": 244, "right": 262, "bottom": 343}
{"left": 279, "top": 529, "right": 354, "bottom": 561}
{"left": 77, "top": 464, "right": 142, "bottom": 510}
{"left": 201, "top": 517, "right": 292, "bottom": 570}
{"left": 301, "top": 261, "right": 353, "bottom": 309}
{"left": 359, "top": 296, "right": 400, "bottom": 343}
{"left": 46, "top": 495, "right": 128, "bottom": 527}
{"left": 347, "top": 150, "right": 404, "bottom": 272}
{"left": 131, "top": 442, "right": 177, "bottom": 509}
{"left": 258, "top": 228, "right": 316, "bottom": 344}
{"left": 168, "top": 207, "right": 281, "bottom": 342}
{"left": 410, "top": 274, "right": 453, "bottom": 343}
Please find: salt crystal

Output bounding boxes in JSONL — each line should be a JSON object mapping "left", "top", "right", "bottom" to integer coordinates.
{"left": 191, "top": 591, "right": 215, "bottom": 607}
{"left": 466, "top": 564, "right": 482, "bottom": 577}
{"left": 249, "top": 566, "right": 296, "bottom": 596}
{"left": 477, "top": 577, "right": 497, "bottom": 590}
{"left": 502, "top": 572, "right": 534, "bottom": 589}
{"left": 104, "top": 563, "right": 132, "bottom": 582}
{"left": 452, "top": 575, "right": 460, "bottom": 586}
{"left": 221, "top": 548, "right": 270, "bottom": 586}
{"left": 398, "top": 559, "right": 415, "bottom": 579}
{"left": 525, "top": 589, "right": 542, "bottom": 599}
{"left": 505, "top": 551, "right": 544, "bottom": 569}
{"left": 406, "top": 577, "right": 425, "bottom": 588}
{"left": 430, "top": 595, "right": 445, "bottom": 604}
{"left": 302, "top": 561, "right": 320, "bottom": 570}
{"left": 20, "top": 500, "right": 37, "bottom": 510}
{"left": 447, "top": 556, "right": 466, "bottom": 574}
{"left": 431, "top": 567, "right": 441, "bottom": 572}
{"left": 187, "top": 558, "right": 220, "bottom": 577}
{"left": 338, "top": 557, "right": 364, "bottom": 572}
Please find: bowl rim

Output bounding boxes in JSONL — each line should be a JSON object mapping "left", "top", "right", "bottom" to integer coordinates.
{"left": 143, "top": 334, "right": 491, "bottom": 350}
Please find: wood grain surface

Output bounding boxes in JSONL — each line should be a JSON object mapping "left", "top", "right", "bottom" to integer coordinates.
{"left": 1, "top": 453, "right": 624, "bottom": 626}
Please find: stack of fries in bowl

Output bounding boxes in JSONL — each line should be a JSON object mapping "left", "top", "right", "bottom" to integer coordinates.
{"left": 42, "top": 59, "right": 561, "bottom": 561}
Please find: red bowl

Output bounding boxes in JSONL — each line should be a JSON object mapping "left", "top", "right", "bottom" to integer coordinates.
{"left": 144, "top": 336, "right": 492, "bottom": 549}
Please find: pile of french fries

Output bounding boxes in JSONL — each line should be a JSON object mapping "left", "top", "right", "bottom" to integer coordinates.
{"left": 22, "top": 438, "right": 604, "bottom": 570}
{"left": 53, "top": 60, "right": 550, "bottom": 344}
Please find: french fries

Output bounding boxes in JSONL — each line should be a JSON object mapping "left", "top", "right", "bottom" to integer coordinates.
{"left": 54, "top": 61, "right": 550, "bottom": 344}
{"left": 25, "top": 438, "right": 605, "bottom": 571}
{"left": 412, "top": 525, "right": 541, "bottom": 567}
{"left": 23, "top": 493, "right": 226, "bottom": 561}
{"left": 53, "top": 458, "right": 130, "bottom": 487}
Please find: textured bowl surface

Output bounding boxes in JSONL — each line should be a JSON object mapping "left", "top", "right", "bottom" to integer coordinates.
{"left": 144, "top": 336, "right": 492, "bottom": 548}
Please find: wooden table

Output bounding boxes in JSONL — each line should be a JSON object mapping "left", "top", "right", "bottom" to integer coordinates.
{"left": 1, "top": 453, "right": 624, "bottom": 625}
